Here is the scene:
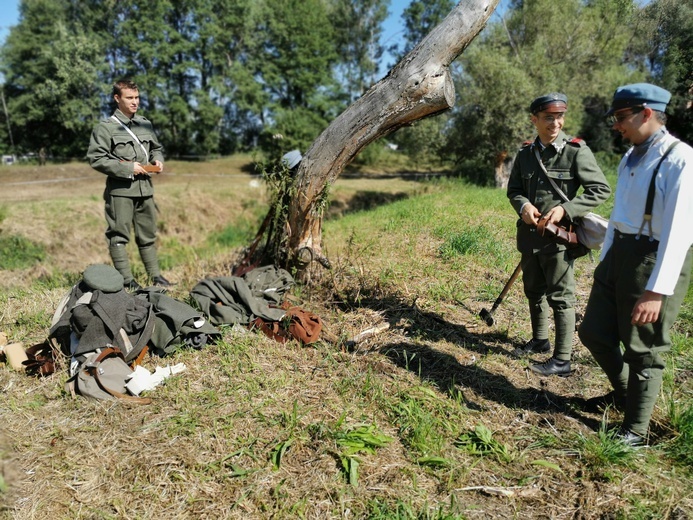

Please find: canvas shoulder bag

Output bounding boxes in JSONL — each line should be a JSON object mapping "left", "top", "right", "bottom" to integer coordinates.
{"left": 533, "top": 147, "right": 608, "bottom": 250}
{"left": 73, "top": 347, "right": 151, "bottom": 404}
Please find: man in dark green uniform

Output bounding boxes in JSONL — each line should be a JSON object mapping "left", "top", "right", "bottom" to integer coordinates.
{"left": 507, "top": 93, "right": 611, "bottom": 376}
{"left": 87, "top": 78, "right": 174, "bottom": 290}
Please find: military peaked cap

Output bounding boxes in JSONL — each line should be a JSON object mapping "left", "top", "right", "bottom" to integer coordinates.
{"left": 530, "top": 93, "right": 568, "bottom": 114}
{"left": 82, "top": 264, "right": 124, "bottom": 293}
{"left": 606, "top": 83, "right": 671, "bottom": 116}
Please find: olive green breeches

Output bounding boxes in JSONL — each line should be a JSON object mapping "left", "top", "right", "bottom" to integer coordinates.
{"left": 105, "top": 194, "right": 161, "bottom": 282}
{"left": 521, "top": 250, "right": 576, "bottom": 361}
{"left": 579, "top": 234, "right": 692, "bottom": 436}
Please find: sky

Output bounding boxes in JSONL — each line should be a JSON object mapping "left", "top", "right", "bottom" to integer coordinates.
{"left": 0, "top": 0, "right": 19, "bottom": 47}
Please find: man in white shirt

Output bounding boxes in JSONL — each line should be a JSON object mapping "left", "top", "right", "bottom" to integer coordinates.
{"left": 578, "top": 83, "right": 693, "bottom": 446}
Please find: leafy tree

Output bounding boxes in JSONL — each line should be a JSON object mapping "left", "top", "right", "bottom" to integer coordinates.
{"left": 330, "top": 0, "right": 388, "bottom": 103}
{"left": 243, "top": 0, "right": 340, "bottom": 155}
{"left": 445, "top": 0, "right": 642, "bottom": 184}
{"left": 630, "top": 0, "right": 693, "bottom": 143}
{"left": 390, "top": 0, "right": 455, "bottom": 60}
{"left": 0, "top": 0, "right": 104, "bottom": 158}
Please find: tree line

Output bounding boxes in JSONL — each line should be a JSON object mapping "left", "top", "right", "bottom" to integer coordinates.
{"left": 0, "top": 0, "right": 690, "bottom": 183}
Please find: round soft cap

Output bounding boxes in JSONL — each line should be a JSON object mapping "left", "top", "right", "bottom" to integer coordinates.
{"left": 606, "top": 83, "right": 671, "bottom": 116}
{"left": 82, "top": 264, "right": 124, "bottom": 293}
{"left": 281, "top": 150, "right": 302, "bottom": 170}
{"left": 530, "top": 93, "right": 568, "bottom": 114}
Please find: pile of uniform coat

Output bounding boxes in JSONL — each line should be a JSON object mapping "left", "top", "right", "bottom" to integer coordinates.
{"left": 190, "top": 265, "right": 322, "bottom": 344}
{"left": 50, "top": 264, "right": 220, "bottom": 366}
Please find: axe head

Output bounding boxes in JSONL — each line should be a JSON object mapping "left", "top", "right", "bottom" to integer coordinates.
{"left": 479, "top": 308, "right": 495, "bottom": 326}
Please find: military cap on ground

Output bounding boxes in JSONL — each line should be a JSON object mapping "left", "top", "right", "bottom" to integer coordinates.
{"left": 281, "top": 150, "right": 302, "bottom": 170}
{"left": 82, "top": 264, "right": 124, "bottom": 293}
{"left": 606, "top": 83, "right": 671, "bottom": 116}
{"left": 530, "top": 93, "right": 568, "bottom": 114}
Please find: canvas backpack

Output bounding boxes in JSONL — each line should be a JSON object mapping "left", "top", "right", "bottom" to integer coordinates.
{"left": 72, "top": 346, "right": 151, "bottom": 404}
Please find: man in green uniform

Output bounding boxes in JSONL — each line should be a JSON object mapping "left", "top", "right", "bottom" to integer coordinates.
{"left": 507, "top": 93, "right": 611, "bottom": 376}
{"left": 87, "top": 78, "right": 174, "bottom": 290}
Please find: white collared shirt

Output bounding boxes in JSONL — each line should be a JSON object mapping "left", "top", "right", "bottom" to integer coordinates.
{"left": 601, "top": 131, "right": 693, "bottom": 295}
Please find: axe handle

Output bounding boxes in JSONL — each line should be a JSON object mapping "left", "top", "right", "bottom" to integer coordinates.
{"left": 490, "top": 261, "right": 522, "bottom": 310}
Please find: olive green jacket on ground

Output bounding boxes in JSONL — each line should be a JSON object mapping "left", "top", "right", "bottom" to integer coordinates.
{"left": 507, "top": 131, "right": 611, "bottom": 255}
{"left": 87, "top": 109, "right": 165, "bottom": 197}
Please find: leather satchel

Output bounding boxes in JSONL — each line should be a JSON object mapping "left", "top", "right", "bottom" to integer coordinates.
{"left": 537, "top": 218, "right": 579, "bottom": 246}
{"left": 250, "top": 306, "right": 322, "bottom": 345}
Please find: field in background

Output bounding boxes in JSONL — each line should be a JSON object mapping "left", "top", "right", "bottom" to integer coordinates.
{"left": 0, "top": 157, "right": 691, "bottom": 519}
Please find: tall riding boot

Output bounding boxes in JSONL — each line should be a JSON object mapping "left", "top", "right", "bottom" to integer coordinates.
{"left": 553, "top": 308, "right": 576, "bottom": 362}
{"left": 529, "top": 299, "right": 550, "bottom": 341}
{"left": 622, "top": 367, "right": 663, "bottom": 437}
{"left": 138, "top": 244, "right": 161, "bottom": 279}
{"left": 109, "top": 244, "right": 134, "bottom": 284}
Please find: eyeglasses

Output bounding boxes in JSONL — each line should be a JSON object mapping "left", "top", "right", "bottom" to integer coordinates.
{"left": 607, "top": 106, "right": 644, "bottom": 125}
{"left": 538, "top": 114, "right": 565, "bottom": 123}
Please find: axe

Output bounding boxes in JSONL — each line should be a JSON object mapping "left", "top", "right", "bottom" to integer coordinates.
{"left": 479, "top": 261, "right": 522, "bottom": 326}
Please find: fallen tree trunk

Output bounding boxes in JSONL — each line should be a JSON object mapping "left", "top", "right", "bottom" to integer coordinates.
{"left": 245, "top": 0, "right": 500, "bottom": 276}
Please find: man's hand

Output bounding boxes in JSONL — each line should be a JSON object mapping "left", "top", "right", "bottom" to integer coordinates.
{"left": 631, "top": 290, "right": 663, "bottom": 326}
{"left": 540, "top": 205, "right": 566, "bottom": 225}
{"left": 151, "top": 160, "right": 164, "bottom": 174}
{"left": 521, "top": 203, "right": 542, "bottom": 225}
{"left": 133, "top": 162, "right": 149, "bottom": 175}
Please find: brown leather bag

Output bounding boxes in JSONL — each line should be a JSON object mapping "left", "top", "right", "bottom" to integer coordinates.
{"left": 250, "top": 306, "right": 322, "bottom": 345}
{"left": 22, "top": 340, "right": 61, "bottom": 377}
{"left": 537, "top": 218, "right": 579, "bottom": 246}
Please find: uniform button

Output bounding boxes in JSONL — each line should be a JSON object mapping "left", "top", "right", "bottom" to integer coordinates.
{"left": 558, "top": 174, "right": 563, "bottom": 178}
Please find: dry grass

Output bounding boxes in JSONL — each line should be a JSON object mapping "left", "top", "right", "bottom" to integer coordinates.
{"left": 0, "top": 159, "right": 691, "bottom": 519}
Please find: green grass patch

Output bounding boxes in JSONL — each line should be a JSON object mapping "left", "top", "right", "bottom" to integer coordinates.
{"left": 0, "top": 234, "right": 45, "bottom": 269}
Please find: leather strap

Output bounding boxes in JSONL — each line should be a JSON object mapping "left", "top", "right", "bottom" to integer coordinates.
{"left": 533, "top": 147, "right": 570, "bottom": 203}
{"left": 111, "top": 115, "right": 148, "bottom": 162}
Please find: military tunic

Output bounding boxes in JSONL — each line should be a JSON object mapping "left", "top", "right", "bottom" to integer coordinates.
{"left": 87, "top": 109, "right": 165, "bottom": 282}
{"left": 507, "top": 131, "right": 611, "bottom": 361}
{"left": 88, "top": 109, "right": 164, "bottom": 197}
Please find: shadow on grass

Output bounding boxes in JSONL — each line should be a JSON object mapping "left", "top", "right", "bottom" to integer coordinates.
{"left": 326, "top": 191, "right": 410, "bottom": 220}
{"left": 337, "top": 294, "right": 601, "bottom": 431}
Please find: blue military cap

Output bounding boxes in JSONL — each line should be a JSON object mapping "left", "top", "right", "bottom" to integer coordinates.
{"left": 530, "top": 93, "right": 568, "bottom": 114}
{"left": 606, "top": 83, "right": 671, "bottom": 116}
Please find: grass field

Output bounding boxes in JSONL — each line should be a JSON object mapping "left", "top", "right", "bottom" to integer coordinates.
{"left": 0, "top": 156, "right": 691, "bottom": 519}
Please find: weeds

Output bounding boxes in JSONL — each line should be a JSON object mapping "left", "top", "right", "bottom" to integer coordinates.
{"left": 454, "top": 424, "right": 514, "bottom": 463}
{"left": 334, "top": 423, "right": 393, "bottom": 486}
{"left": 665, "top": 401, "right": 693, "bottom": 468}
{"left": 575, "top": 420, "right": 638, "bottom": 474}
{"left": 366, "top": 497, "right": 463, "bottom": 519}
